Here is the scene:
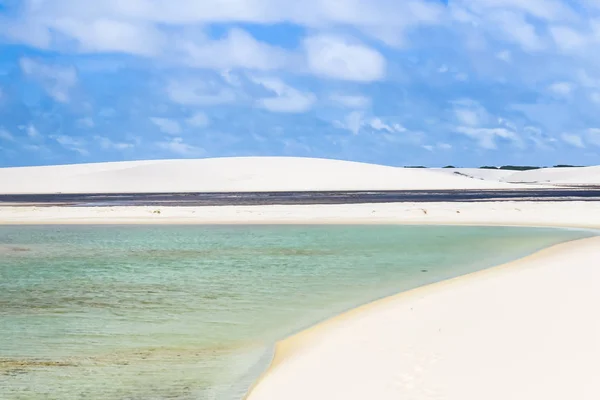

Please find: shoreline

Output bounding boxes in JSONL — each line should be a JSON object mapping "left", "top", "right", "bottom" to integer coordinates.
{"left": 245, "top": 235, "right": 600, "bottom": 399}
{"left": 1, "top": 201, "right": 600, "bottom": 230}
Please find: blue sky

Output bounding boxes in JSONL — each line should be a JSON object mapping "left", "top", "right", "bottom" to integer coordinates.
{"left": 1, "top": 0, "right": 600, "bottom": 168}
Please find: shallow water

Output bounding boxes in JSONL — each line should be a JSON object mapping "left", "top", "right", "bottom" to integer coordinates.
{"left": 0, "top": 225, "right": 591, "bottom": 399}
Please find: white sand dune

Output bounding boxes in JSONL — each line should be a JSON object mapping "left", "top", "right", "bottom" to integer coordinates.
{"left": 247, "top": 236, "right": 600, "bottom": 400}
{"left": 0, "top": 157, "right": 526, "bottom": 194}
{"left": 3, "top": 157, "right": 599, "bottom": 194}
{"left": 434, "top": 166, "right": 600, "bottom": 186}
{"left": 504, "top": 166, "right": 600, "bottom": 185}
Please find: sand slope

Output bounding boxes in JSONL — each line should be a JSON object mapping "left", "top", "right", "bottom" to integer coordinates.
{"left": 435, "top": 166, "right": 600, "bottom": 186}
{"left": 504, "top": 166, "right": 600, "bottom": 185}
{"left": 432, "top": 168, "right": 517, "bottom": 181}
{"left": 247, "top": 236, "right": 600, "bottom": 400}
{"left": 0, "top": 157, "right": 523, "bottom": 194}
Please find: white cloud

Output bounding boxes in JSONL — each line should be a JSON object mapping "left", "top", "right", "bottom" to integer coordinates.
{"left": 496, "top": 50, "right": 512, "bottom": 62}
{"left": 1, "top": 0, "right": 445, "bottom": 72}
{"left": 156, "top": 137, "right": 204, "bottom": 156}
{"left": 23, "top": 144, "right": 45, "bottom": 152}
{"left": 550, "top": 26, "right": 588, "bottom": 52}
{"left": 0, "top": 16, "right": 53, "bottom": 48}
{"left": 48, "top": 18, "right": 165, "bottom": 56}
{"left": 452, "top": 99, "right": 490, "bottom": 127}
{"left": 454, "top": 0, "right": 573, "bottom": 22}
{"left": 369, "top": 118, "right": 407, "bottom": 133}
{"left": 523, "top": 126, "right": 555, "bottom": 150}
{"left": 179, "top": 28, "right": 289, "bottom": 70}
{"left": 497, "top": 117, "right": 518, "bottom": 132}
{"left": 5, "top": 0, "right": 444, "bottom": 42}
{"left": 94, "top": 136, "right": 135, "bottom": 150}
{"left": 16, "top": 124, "right": 42, "bottom": 140}
{"left": 19, "top": 57, "right": 78, "bottom": 102}
{"left": 451, "top": 1, "right": 579, "bottom": 52}
{"left": 26, "top": 124, "right": 40, "bottom": 139}
{"left": 577, "top": 70, "right": 600, "bottom": 91}
{"left": 167, "top": 79, "right": 236, "bottom": 106}
{"left": 52, "top": 135, "right": 89, "bottom": 155}
{"left": 454, "top": 109, "right": 480, "bottom": 126}
{"left": 449, "top": 5, "right": 478, "bottom": 24}
{"left": 252, "top": 77, "right": 315, "bottom": 113}
{"left": 150, "top": 117, "right": 182, "bottom": 135}
{"left": 303, "top": 35, "right": 386, "bottom": 82}
{"left": 590, "top": 92, "right": 600, "bottom": 103}
{"left": 335, "top": 113, "right": 407, "bottom": 135}
{"left": 548, "top": 82, "right": 574, "bottom": 96}
{"left": 561, "top": 133, "right": 585, "bottom": 148}
{"left": 0, "top": 128, "right": 14, "bottom": 141}
{"left": 456, "top": 126, "right": 522, "bottom": 149}
{"left": 220, "top": 70, "right": 242, "bottom": 87}
{"left": 186, "top": 112, "right": 210, "bottom": 128}
{"left": 370, "top": 118, "right": 390, "bottom": 131}
{"left": 335, "top": 111, "right": 365, "bottom": 135}
{"left": 489, "top": 11, "right": 544, "bottom": 51}
{"left": 586, "top": 128, "right": 600, "bottom": 146}
{"left": 77, "top": 118, "right": 95, "bottom": 128}
{"left": 5, "top": 0, "right": 600, "bottom": 162}
{"left": 329, "top": 94, "right": 371, "bottom": 109}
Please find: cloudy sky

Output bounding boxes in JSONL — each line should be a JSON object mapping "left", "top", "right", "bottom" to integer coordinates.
{"left": 1, "top": 0, "right": 600, "bottom": 168}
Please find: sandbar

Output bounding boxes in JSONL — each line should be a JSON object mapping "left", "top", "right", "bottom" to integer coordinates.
{"left": 1, "top": 201, "right": 600, "bottom": 230}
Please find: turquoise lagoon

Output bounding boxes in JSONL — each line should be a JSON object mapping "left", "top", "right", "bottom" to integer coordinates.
{"left": 0, "top": 225, "right": 592, "bottom": 399}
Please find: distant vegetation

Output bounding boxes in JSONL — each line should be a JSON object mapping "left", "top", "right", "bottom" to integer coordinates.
{"left": 479, "top": 165, "right": 583, "bottom": 170}
{"left": 499, "top": 165, "right": 541, "bottom": 171}
{"left": 479, "top": 165, "right": 540, "bottom": 171}
{"left": 402, "top": 164, "right": 584, "bottom": 169}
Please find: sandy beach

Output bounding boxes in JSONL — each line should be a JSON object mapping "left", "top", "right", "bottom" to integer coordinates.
{"left": 2, "top": 157, "right": 600, "bottom": 399}
{"left": 247, "top": 236, "right": 600, "bottom": 400}
{"left": 1, "top": 201, "right": 600, "bottom": 230}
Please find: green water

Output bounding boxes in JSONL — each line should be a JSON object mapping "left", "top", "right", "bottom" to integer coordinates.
{"left": 0, "top": 225, "right": 592, "bottom": 399}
